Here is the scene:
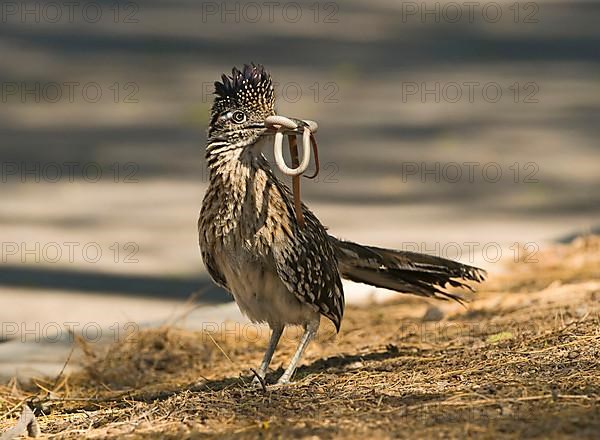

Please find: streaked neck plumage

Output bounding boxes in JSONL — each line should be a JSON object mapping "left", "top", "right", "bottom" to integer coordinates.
{"left": 205, "top": 136, "right": 272, "bottom": 183}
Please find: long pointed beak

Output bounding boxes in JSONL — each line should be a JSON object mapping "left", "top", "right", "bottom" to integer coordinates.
{"left": 263, "top": 115, "right": 318, "bottom": 135}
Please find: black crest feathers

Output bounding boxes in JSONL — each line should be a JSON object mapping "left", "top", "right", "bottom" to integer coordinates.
{"left": 212, "top": 63, "right": 275, "bottom": 114}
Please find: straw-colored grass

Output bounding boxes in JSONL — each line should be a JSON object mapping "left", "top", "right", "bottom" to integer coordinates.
{"left": 1, "top": 237, "right": 599, "bottom": 439}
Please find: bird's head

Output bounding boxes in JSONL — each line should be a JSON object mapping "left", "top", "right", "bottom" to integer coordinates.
{"left": 208, "top": 64, "right": 312, "bottom": 151}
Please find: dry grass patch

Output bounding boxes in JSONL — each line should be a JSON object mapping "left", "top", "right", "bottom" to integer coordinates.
{"left": 1, "top": 237, "right": 599, "bottom": 438}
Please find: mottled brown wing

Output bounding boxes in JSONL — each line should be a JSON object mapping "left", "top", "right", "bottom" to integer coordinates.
{"left": 271, "top": 205, "right": 345, "bottom": 331}
{"left": 200, "top": 247, "right": 229, "bottom": 290}
{"left": 198, "top": 212, "right": 229, "bottom": 290}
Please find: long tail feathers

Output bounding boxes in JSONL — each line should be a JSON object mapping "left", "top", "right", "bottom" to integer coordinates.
{"left": 331, "top": 236, "right": 487, "bottom": 303}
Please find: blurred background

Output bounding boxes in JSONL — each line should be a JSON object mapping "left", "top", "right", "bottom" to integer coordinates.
{"left": 0, "top": 0, "right": 598, "bottom": 378}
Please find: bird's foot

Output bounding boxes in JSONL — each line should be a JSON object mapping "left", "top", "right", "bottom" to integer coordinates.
{"left": 275, "top": 373, "right": 292, "bottom": 387}
{"left": 249, "top": 372, "right": 293, "bottom": 390}
{"left": 250, "top": 369, "right": 267, "bottom": 391}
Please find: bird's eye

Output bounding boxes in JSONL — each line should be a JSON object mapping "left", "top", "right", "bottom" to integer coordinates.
{"left": 231, "top": 111, "right": 246, "bottom": 124}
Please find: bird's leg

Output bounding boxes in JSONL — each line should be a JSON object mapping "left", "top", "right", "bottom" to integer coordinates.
{"left": 252, "top": 325, "right": 283, "bottom": 385}
{"left": 276, "top": 319, "right": 319, "bottom": 385}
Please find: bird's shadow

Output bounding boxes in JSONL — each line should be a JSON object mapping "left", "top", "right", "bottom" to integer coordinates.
{"left": 196, "top": 344, "right": 410, "bottom": 394}
{"left": 78, "top": 344, "right": 426, "bottom": 414}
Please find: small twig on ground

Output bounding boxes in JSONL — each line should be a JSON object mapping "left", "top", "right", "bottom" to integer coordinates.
{"left": 250, "top": 369, "right": 267, "bottom": 393}
{"left": 204, "top": 331, "right": 234, "bottom": 364}
{"left": 51, "top": 346, "right": 75, "bottom": 393}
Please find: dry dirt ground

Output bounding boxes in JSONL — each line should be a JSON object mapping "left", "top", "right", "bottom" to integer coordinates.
{"left": 1, "top": 237, "right": 599, "bottom": 439}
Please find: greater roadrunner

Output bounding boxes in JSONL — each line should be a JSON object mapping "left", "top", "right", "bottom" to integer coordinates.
{"left": 199, "top": 64, "right": 486, "bottom": 386}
